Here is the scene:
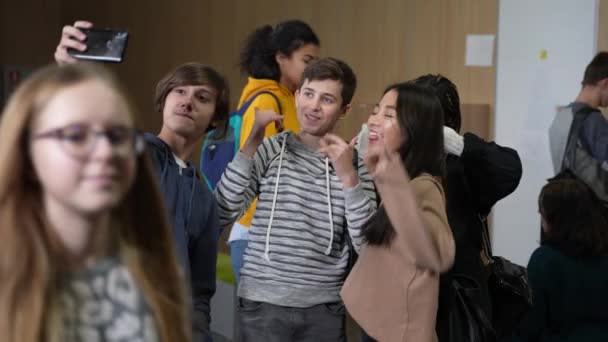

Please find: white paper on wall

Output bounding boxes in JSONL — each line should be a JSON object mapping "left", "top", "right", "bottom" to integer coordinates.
{"left": 465, "top": 34, "right": 495, "bottom": 67}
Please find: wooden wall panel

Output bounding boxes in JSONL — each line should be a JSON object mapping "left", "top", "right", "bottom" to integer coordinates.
{"left": 59, "top": 0, "right": 221, "bottom": 133}
{"left": 1, "top": 0, "right": 497, "bottom": 155}
{"left": 599, "top": 0, "right": 608, "bottom": 52}
{"left": 0, "top": 0, "right": 61, "bottom": 109}
{"left": 0, "top": 0, "right": 61, "bottom": 67}
{"left": 402, "top": 0, "right": 497, "bottom": 137}
{"left": 198, "top": 0, "right": 497, "bottom": 140}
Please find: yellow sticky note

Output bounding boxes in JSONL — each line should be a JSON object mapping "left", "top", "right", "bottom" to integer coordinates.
{"left": 540, "top": 49, "right": 548, "bottom": 61}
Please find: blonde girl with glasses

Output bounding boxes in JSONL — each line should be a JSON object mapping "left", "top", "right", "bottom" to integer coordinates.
{"left": 0, "top": 63, "right": 189, "bottom": 342}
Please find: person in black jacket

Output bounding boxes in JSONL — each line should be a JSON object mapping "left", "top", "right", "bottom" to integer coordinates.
{"left": 413, "top": 74, "right": 523, "bottom": 339}
{"left": 54, "top": 21, "right": 231, "bottom": 342}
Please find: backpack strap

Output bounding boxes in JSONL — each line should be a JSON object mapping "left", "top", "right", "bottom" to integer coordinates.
{"left": 561, "top": 105, "right": 596, "bottom": 172}
{"left": 560, "top": 105, "right": 608, "bottom": 202}
{"left": 236, "top": 90, "right": 283, "bottom": 117}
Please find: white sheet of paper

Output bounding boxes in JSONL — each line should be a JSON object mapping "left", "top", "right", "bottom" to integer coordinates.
{"left": 465, "top": 34, "right": 495, "bottom": 67}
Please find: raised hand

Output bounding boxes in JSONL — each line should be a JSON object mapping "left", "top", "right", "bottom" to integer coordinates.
{"left": 241, "top": 107, "right": 283, "bottom": 157}
{"left": 364, "top": 144, "right": 409, "bottom": 186}
{"left": 54, "top": 20, "right": 93, "bottom": 65}
{"left": 318, "top": 133, "right": 358, "bottom": 188}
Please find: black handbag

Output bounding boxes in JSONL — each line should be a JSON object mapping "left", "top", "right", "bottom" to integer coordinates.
{"left": 444, "top": 274, "right": 496, "bottom": 342}
{"left": 481, "top": 217, "right": 532, "bottom": 337}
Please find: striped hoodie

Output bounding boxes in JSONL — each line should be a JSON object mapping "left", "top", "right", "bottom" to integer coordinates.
{"left": 214, "top": 131, "right": 377, "bottom": 307}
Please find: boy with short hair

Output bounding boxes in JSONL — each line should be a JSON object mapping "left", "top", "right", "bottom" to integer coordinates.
{"left": 215, "top": 57, "right": 376, "bottom": 341}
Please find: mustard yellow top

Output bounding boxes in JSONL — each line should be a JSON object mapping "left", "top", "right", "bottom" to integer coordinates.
{"left": 237, "top": 77, "right": 299, "bottom": 226}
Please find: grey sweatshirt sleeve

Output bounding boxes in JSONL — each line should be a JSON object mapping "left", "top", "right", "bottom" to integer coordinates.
{"left": 213, "top": 151, "right": 261, "bottom": 229}
{"left": 344, "top": 159, "right": 377, "bottom": 252}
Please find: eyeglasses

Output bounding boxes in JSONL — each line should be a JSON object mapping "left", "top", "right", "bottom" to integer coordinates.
{"left": 31, "top": 123, "right": 145, "bottom": 159}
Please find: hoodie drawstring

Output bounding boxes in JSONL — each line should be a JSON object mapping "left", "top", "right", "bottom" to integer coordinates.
{"left": 154, "top": 135, "right": 196, "bottom": 232}
{"left": 264, "top": 136, "right": 287, "bottom": 261}
{"left": 324, "top": 157, "right": 335, "bottom": 255}
{"left": 264, "top": 136, "right": 335, "bottom": 260}
{"left": 160, "top": 144, "right": 170, "bottom": 190}
{"left": 185, "top": 173, "right": 196, "bottom": 229}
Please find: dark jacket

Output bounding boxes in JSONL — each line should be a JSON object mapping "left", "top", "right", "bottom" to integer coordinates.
{"left": 437, "top": 133, "right": 523, "bottom": 338}
{"left": 144, "top": 133, "right": 219, "bottom": 340}
{"left": 509, "top": 245, "right": 608, "bottom": 342}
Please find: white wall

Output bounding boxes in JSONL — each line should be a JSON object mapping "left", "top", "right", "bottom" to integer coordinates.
{"left": 493, "top": 0, "right": 598, "bottom": 265}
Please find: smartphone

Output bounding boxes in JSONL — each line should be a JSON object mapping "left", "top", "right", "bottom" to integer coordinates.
{"left": 67, "top": 28, "right": 129, "bottom": 63}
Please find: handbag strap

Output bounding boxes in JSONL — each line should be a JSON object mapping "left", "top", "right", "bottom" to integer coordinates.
{"left": 454, "top": 156, "right": 495, "bottom": 262}
{"left": 480, "top": 215, "right": 494, "bottom": 260}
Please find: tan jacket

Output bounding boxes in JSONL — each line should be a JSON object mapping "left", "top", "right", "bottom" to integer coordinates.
{"left": 341, "top": 173, "right": 455, "bottom": 342}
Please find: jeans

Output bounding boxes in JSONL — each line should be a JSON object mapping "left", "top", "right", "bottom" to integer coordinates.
{"left": 230, "top": 239, "right": 248, "bottom": 284}
{"left": 237, "top": 298, "right": 346, "bottom": 342}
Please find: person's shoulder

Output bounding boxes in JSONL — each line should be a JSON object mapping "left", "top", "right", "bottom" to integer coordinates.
{"left": 570, "top": 102, "right": 603, "bottom": 121}
{"left": 529, "top": 245, "right": 563, "bottom": 270}
{"left": 143, "top": 133, "right": 167, "bottom": 168}
{"left": 585, "top": 110, "right": 608, "bottom": 125}
{"left": 252, "top": 131, "right": 291, "bottom": 164}
{"left": 264, "top": 130, "right": 291, "bottom": 146}
{"left": 195, "top": 174, "right": 215, "bottom": 199}
{"left": 143, "top": 132, "right": 165, "bottom": 152}
{"left": 245, "top": 89, "right": 285, "bottom": 111}
{"left": 578, "top": 109, "right": 608, "bottom": 141}
{"left": 411, "top": 174, "right": 444, "bottom": 198}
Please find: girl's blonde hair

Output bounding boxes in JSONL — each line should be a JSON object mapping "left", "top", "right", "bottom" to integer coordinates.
{"left": 0, "top": 63, "right": 189, "bottom": 342}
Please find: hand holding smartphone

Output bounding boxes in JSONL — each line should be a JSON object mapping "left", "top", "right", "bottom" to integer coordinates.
{"left": 67, "top": 28, "right": 129, "bottom": 63}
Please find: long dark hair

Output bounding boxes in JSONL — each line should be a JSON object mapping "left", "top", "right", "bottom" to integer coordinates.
{"left": 239, "top": 20, "right": 320, "bottom": 81}
{"left": 364, "top": 82, "right": 445, "bottom": 245}
{"left": 539, "top": 171, "right": 608, "bottom": 258}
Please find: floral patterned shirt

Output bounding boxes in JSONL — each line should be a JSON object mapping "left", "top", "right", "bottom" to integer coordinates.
{"left": 59, "top": 256, "right": 158, "bottom": 342}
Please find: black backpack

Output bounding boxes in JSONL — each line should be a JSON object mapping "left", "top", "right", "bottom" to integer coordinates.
{"left": 561, "top": 106, "right": 608, "bottom": 202}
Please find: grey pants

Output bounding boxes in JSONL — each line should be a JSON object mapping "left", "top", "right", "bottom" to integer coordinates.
{"left": 237, "top": 298, "right": 346, "bottom": 342}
